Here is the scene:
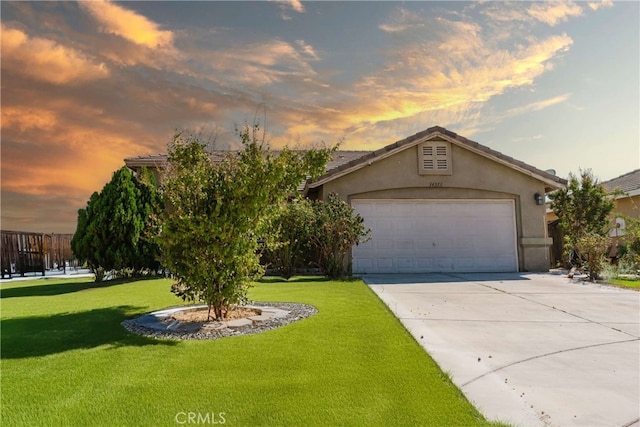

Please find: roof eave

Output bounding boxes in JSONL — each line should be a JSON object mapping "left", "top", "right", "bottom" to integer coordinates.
{"left": 309, "top": 129, "right": 567, "bottom": 191}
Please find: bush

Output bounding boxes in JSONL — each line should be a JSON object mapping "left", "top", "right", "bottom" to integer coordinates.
{"left": 308, "top": 194, "right": 370, "bottom": 278}
{"left": 575, "top": 232, "right": 609, "bottom": 281}
{"left": 266, "top": 198, "right": 315, "bottom": 279}
{"left": 265, "top": 194, "right": 371, "bottom": 279}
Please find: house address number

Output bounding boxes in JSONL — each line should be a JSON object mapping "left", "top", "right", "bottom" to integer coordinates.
{"left": 429, "top": 182, "right": 444, "bottom": 187}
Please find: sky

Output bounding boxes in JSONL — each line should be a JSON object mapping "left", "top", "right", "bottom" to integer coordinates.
{"left": 1, "top": 1, "right": 639, "bottom": 233}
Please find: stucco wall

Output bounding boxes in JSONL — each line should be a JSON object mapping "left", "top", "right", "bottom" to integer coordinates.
{"left": 614, "top": 196, "right": 639, "bottom": 219}
{"left": 318, "top": 140, "right": 552, "bottom": 271}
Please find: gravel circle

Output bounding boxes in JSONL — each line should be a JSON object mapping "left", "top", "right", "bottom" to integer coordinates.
{"left": 121, "top": 302, "right": 317, "bottom": 341}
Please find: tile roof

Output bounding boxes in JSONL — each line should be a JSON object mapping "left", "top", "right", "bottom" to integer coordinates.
{"left": 602, "top": 169, "right": 640, "bottom": 195}
{"left": 124, "top": 150, "right": 372, "bottom": 171}
{"left": 124, "top": 126, "right": 567, "bottom": 191}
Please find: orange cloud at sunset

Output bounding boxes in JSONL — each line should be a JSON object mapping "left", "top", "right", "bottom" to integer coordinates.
{"left": 1, "top": 105, "right": 152, "bottom": 198}
{"left": 528, "top": 2, "right": 583, "bottom": 26}
{"left": 79, "top": 0, "right": 173, "bottom": 49}
{"left": 0, "top": 24, "right": 109, "bottom": 85}
{"left": 1, "top": 1, "right": 636, "bottom": 234}
{"left": 302, "top": 30, "right": 574, "bottom": 141}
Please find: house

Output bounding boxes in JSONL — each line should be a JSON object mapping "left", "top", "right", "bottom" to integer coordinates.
{"left": 547, "top": 169, "right": 640, "bottom": 263}
{"left": 125, "top": 126, "right": 566, "bottom": 274}
{"left": 602, "top": 169, "right": 640, "bottom": 253}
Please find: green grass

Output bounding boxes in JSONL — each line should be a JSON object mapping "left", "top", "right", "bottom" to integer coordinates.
{"left": 607, "top": 278, "right": 640, "bottom": 289}
{"left": 1, "top": 276, "right": 499, "bottom": 426}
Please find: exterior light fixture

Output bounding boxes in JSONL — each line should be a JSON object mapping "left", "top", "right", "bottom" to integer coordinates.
{"left": 534, "top": 193, "right": 545, "bottom": 205}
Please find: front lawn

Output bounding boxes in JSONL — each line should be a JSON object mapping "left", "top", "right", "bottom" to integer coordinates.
{"left": 1, "top": 276, "right": 498, "bottom": 426}
{"left": 606, "top": 278, "right": 640, "bottom": 290}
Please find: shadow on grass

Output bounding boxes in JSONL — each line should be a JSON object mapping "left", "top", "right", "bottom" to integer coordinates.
{"left": 1, "top": 305, "right": 176, "bottom": 359}
{"left": 0, "top": 277, "right": 161, "bottom": 299}
{"left": 259, "top": 275, "right": 331, "bottom": 284}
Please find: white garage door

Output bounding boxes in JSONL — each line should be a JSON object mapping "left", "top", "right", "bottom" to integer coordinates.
{"left": 352, "top": 199, "right": 518, "bottom": 274}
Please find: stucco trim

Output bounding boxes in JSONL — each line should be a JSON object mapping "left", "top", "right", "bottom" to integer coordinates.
{"left": 521, "top": 237, "right": 554, "bottom": 247}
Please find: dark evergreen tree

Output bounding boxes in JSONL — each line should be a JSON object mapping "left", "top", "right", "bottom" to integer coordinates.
{"left": 71, "top": 166, "right": 161, "bottom": 281}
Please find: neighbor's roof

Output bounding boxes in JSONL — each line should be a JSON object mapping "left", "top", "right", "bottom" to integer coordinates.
{"left": 124, "top": 150, "right": 370, "bottom": 170}
{"left": 308, "top": 126, "right": 567, "bottom": 191}
{"left": 602, "top": 169, "right": 640, "bottom": 197}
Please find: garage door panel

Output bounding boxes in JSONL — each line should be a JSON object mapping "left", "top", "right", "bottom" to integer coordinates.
{"left": 416, "top": 258, "right": 434, "bottom": 271}
{"left": 416, "top": 239, "right": 434, "bottom": 250}
{"left": 436, "top": 258, "right": 454, "bottom": 269}
{"left": 376, "top": 203, "right": 395, "bottom": 216}
{"left": 453, "top": 257, "right": 475, "bottom": 270}
{"left": 376, "top": 258, "right": 394, "bottom": 270}
{"left": 396, "top": 239, "right": 414, "bottom": 250}
{"left": 352, "top": 200, "right": 517, "bottom": 274}
{"left": 397, "top": 258, "right": 414, "bottom": 270}
{"left": 396, "top": 221, "right": 414, "bottom": 237}
{"left": 354, "top": 258, "right": 373, "bottom": 271}
{"left": 394, "top": 203, "right": 414, "bottom": 216}
{"left": 376, "top": 239, "right": 394, "bottom": 250}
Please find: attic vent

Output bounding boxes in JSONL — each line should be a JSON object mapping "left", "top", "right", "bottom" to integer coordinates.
{"left": 418, "top": 141, "right": 452, "bottom": 175}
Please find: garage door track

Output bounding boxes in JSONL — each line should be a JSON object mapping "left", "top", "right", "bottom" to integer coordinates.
{"left": 365, "top": 272, "right": 640, "bottom": 427}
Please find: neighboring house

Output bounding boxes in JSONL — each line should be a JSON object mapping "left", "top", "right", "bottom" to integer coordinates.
{"left": 125, "top": 126, "right": 566, "bottom": 274}
{"left": 547, "top": 169, "right": 640, "bottom": 264}
{"left": 602, "top": 169, "right": 640, "bottom": 254}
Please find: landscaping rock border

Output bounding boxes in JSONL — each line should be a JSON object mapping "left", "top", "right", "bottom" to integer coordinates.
{"left": 121, "top": 302, "right": 317, "bottom": 341}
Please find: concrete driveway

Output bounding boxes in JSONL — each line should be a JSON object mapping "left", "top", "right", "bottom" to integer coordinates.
{"left": 364, "top": 272, "right": 640, "bottom": 427}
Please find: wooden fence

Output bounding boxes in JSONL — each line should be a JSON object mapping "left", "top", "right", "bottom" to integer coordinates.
{"left": 1, "top": 231, "right": 75, "bottom": 279}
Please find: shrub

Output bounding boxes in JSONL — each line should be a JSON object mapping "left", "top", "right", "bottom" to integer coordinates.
{"left": 308, "top": 194, "right": 370, "bottom": 278}
{"left": 266, "top": 198, "right": 315, "bottom": 279}
{"left": 549, "top": 169, "right": 615, "bottom": 263}
{"left": 575, "top": 232, "right": 610, "bottom": 281}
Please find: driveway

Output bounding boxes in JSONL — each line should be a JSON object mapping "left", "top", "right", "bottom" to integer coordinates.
{"left": 364, "top": 272, "right": 640, "bottom": 427}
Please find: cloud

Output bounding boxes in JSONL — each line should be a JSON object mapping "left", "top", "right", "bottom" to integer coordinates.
{"left": 379, "top": 8, "right": 426, "bottom": 33}
{"left": 1, "top": 106, "right": 150, "bottom": 197}
{"left": 528, "top": 2, "right": 583, "bottom": 26}
{"left": 188, "top": 38, "right": 320, "bottom": 90}
{"left": 0, "top": 24, "right": 109, "bottom": 84}
{"left": 480, "top": 2, "right": 583, "bottom": 27}
{"left": 504, "top": 94, "right": 571, "bottom": 117}
{"left": 330, "top": 21, "right": 574, "bottom": 140}
{"left": 296, "top": 40, "right": 319, "bottom": 60}
{"left": 588, "top": 0, "right": 614, "bottom": 11}
{"left": 273, "top": 0, "right": 305, "bottom": 13}
{"left": 79, "top": 0, "right": 173, "bottom": 49}
{"left": 271, "top": 0, "right": 305, "bottom": 20}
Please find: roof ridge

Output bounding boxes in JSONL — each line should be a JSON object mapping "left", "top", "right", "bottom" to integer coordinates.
{"left": 602, "top": 168, "right": 640, "bottom": 184}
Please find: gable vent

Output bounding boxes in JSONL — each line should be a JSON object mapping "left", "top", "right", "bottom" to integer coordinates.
{"left": 418, "top": 141, "right": 452, "bottom": 175}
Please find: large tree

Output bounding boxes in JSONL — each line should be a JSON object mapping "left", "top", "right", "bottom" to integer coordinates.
{"left": 158, "top": 125, "right": 333, "bottom": 320}
{"left": 71, "top": 166, "right": 161, "bottom": 281}
{"left": 549, "top": 169, "right": 615, "bottom": 277}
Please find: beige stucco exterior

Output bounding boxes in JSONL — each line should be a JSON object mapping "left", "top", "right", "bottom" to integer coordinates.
{"left": 613, "top": 195, "right": 639, "bottom": 220}
{"left": 310, "top": 135, "right": 559, "bottom": 272}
